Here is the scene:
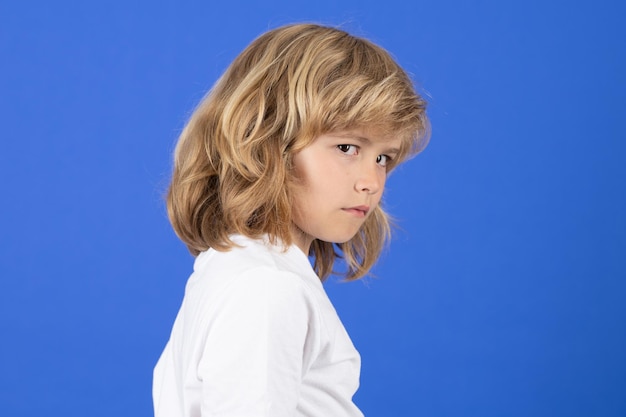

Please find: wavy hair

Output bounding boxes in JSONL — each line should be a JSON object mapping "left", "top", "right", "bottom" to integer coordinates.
{"left": 167, "top": 23, "right": 429, "bottom": 280}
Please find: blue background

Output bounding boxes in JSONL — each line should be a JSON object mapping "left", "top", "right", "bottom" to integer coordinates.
{"left": 1, "top": 1, "right": 625, "bottom": 416}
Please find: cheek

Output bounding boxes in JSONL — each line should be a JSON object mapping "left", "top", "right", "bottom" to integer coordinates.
{"left": 374, "top": 175, "right": 387, "bottom": 204}
{"left": 294, "top": 158, "right": 338, "bottom": 193}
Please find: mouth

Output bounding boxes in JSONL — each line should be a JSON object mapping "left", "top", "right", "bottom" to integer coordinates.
{"left": 342, "top": 205, "right": 370, "bottom": 218}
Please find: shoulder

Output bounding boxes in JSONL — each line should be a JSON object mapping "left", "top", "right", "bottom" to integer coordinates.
{"left": 186, "top": 235, "right": 322, "bottom": 314}
{"left": 194, "top": 235, "right": 316, "bottom": 285}
{"left": 186, "top": 241, "right": 323, "bottom": 344}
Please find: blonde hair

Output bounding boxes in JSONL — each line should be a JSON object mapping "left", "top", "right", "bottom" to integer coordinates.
{"left": 167, "top": 23, "right": 429, "bottom": 280}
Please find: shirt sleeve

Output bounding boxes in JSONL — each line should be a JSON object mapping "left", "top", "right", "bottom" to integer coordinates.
{"left": 197, "top": 266, "right": 318, "bottom": 417}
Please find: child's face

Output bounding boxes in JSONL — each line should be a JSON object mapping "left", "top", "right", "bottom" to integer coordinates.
{"left": 290, "top": 129, "right": 402, "bottom": 253}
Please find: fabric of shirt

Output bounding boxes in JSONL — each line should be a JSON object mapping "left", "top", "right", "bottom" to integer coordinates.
{"left": 153, "top": 235, "right": 364, "bottom": 417}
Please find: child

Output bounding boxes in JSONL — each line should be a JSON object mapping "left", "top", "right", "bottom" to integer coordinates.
{"left": 153, "top": 23, "right": 429, "bottom": 417}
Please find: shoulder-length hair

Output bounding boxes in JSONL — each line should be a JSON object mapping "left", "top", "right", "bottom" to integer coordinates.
{"left": 167, "top": 23, "right": 429, "bottom": 280}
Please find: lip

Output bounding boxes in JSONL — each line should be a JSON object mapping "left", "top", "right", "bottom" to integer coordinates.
{"left": 342, "top": 205, "right": 370, "bottom": 218}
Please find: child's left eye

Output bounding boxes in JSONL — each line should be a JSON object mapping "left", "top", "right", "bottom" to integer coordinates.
{"left": 376, "top": 154, "right": 390, "bottom": 167}
{"left": 337, "top": 144, "right": 358, "bottom": 155}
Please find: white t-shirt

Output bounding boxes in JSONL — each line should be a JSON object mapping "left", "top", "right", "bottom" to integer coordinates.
{"left": 153, "top": 235, "right": 364, "bottom": 417}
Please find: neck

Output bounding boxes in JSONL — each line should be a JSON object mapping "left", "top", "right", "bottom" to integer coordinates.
{"left": 290, "top": 224, "right": 312, "bottom": 254}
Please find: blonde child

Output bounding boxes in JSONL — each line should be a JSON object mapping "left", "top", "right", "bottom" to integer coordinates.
{"left": 153, "top": 23, "right": 429, "bottom": 417}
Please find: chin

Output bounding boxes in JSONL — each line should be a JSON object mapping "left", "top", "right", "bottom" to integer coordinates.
{"left": 322, "top": 233, "right": 359, "bottom": 245}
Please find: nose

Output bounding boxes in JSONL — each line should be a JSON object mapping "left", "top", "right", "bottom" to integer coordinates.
{"left": 355, "top": 163, "right": 383, "bottom": 194}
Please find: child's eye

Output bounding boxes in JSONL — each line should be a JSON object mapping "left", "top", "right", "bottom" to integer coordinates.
{"left": 376, "top": 154, "right": 391, "bottom": 167}
{"left": 337, "top": 144, "right": 358, "bottom": 155}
